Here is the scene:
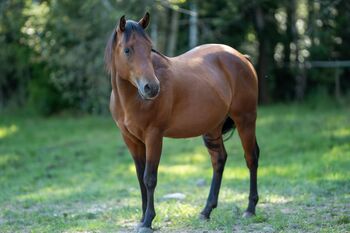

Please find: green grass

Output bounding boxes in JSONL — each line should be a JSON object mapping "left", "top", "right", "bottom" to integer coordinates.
{"left": 0, "top": 104, "right": 349, "bottom": 232}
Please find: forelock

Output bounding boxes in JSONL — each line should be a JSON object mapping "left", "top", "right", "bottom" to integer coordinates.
{"left": 124, "top": 20, "right": 150, "bottom": 43}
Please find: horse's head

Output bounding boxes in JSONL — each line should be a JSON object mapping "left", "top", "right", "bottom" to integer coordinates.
{"left": 106, "top": 12, "right": 160, "bottom": 100}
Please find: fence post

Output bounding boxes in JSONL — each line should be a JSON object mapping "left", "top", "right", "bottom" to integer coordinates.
{"left": 335, "top": 68, "right": 341, "bottom": 102}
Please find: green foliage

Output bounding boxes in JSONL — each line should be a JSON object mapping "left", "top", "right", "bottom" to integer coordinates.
{"left": 0, "top": 0, "right": 32, "bottom": 108}
{"left": 27, "top": 64, "right": 66, "bottom": 115}
{"left": 0, "top": 0, "right": 349, "bottom": 114}
{"left": 24, "top": 0, "right": 121, "bottom": 114}
{"left": 0, "top": 0, "right": 129, "bottom": 114}
{"left": 0, "top": 105, "right": 349, "bottom": 232}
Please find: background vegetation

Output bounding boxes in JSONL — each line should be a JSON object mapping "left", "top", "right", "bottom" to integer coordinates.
{"left": 0, "top": 1, "right": 349, "bottom": 232}
{"left": 0, "top": 0, "right": 349, "bottom": 115}
{"left": 1, "top": 105, "right": 349, "bottom": 232}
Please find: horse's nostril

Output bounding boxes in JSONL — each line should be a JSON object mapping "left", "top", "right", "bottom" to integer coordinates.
{"left": 144, "top": 83, "right": 151, "bottom": 94}
{"left": 142, "top": 82, "right": 159, "bottom": 98}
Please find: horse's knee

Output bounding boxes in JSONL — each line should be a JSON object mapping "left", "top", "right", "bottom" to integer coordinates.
{"left": 143, "top": 173, "right": 157, "bottom": 190}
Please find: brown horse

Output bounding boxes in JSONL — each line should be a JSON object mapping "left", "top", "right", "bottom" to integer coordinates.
{"left": 105, "top": 12, "right": 260, "bottom": 233}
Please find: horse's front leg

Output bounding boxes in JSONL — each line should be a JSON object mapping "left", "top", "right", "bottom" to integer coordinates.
{"left": 122, "top": 134, "right": 147, "bottom": 223}
{"left": 139, "top": 130, "right": 163, "bottom": 232}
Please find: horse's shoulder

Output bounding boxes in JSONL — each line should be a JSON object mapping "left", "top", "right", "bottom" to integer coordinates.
{"left": 110, "top": 91, "right": 123, "bottom": 124}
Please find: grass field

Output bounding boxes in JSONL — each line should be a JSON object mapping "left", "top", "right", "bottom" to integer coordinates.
{"left": 0, "top": 104, "right": 349, "bottom": 233}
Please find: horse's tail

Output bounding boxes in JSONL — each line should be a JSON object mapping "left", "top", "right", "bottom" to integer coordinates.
{"left": 222, "top": 117, "right": 236, "bottom": 141}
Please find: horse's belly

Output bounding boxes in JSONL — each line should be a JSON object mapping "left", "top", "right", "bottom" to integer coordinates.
{"left": 164, "top": 125, "right": 220, "bottom": 138}
{"left": 163, "top": 100, "right": 229, "bottom": 138}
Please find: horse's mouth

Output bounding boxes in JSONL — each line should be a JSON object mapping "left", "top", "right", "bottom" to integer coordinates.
{"left": 138, "top": 89, "right": 159, "bottom": 101}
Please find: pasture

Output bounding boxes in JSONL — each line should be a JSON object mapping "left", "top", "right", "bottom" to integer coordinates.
{"left": 0, "top": 104, "right": 349, "bottom": 232}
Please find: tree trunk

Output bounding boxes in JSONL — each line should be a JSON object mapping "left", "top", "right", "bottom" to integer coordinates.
{"left": 257, "top": 37, "right": 270, "bottom": 104}
{"left": 150, "top": 1, "right": 158, "bottom": 49}
{"left": 307, "top": 0, "right": 315, "bottom": 47}
{"left": 253, "top": 5, "right": 270, "bottom": 104}
{"left": 282, "top": 0, "right": 297, "bottom": 100}
{"left": 189, "top": 0, "right": 198, "bottom": 49}
{"left": 167, "top": 10, "right": 179, "bottom": 56}
{"left": 289, "top": 0, "right": 306, "bottom": 101}
{"left": 284, "top": 0, "right": 295, "bottom": 65}
{"left": 157, "top": 7, "right": 169, "bottom": 52}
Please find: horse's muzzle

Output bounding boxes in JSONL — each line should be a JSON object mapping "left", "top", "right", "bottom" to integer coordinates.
{"left": 137, "top": 80, "right": 160, "bottom": 100}
{"left": 143, "top": 82, "right": 159, "bottom": 99}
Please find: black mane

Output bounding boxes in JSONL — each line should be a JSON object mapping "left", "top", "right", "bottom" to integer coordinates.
{"left": 104, "top": 27, "right": 117, "bottom": 75}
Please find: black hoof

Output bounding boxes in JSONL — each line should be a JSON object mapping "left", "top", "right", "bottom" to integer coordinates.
{"left": 135, "top": 222, "right": 143, "bottom": 230}
{"left": 137, "top": 227, "right": 153, "bottom": 233}
{"left": 199, "top": 213, "right": 210, "bottom": 221}
{"left": 242, "top": 211, "right": 255, "bottom": 218}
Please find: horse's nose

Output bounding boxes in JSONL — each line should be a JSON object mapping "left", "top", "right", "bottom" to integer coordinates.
{"left": 143, "top": 82, "right": 159, "bottom": 98}
{"left": 144, "top": 83, "right": 151, "bottom": 95}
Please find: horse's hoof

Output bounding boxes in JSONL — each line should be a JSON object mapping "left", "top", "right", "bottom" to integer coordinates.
{"left": 135, "top": 222, "right": 143, "bottom": 231}
{"left": 242, "top": 211, "right": 255, "bottom": 218}
{"left": 137, "top": 227, "right": 153, "bottom": 233}
{"left": 199, "top": 213, "right": 210, "bottom": 221}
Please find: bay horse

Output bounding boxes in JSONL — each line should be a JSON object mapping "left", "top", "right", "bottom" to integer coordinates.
{"left": 105, "top": 12, "right": 260, "bottom": 233}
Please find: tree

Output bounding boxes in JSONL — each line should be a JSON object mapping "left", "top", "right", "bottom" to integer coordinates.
{"left": 0, "top": 0, "right": 32, "bottom": 109}
{"left": 250, "top": 1, "right": 279, "bottom": 104}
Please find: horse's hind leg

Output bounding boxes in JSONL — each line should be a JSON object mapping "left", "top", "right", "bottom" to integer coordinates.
{"left": 232, "top": 113, "right": 259, "bottom": 217}
{"left": 200, "top": 130, "right": 227, "bottom": 220}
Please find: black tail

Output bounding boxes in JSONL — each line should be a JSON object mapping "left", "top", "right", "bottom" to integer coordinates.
{"left": 222, "top": 117, "right": 236, "bottom": 141}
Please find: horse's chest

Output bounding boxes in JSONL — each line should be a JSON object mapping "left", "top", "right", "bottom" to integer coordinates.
{"left": 117, "top": 112, "right": 146, "bottom": 140}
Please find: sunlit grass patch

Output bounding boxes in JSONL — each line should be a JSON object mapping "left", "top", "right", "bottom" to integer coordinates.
{"left": 167, "top": 151, "right": 208, "bottom": 164}
{"left": 158, "top": 164, "right": 201, "bottom": 176}
{"left": 224, "top": 167, "right": 249, "bottom": 180}
{"left": 332, "top": 127, "right": 350, "bottom": 137}
{"left": 263, "top": 194, "right": 293, "bottom": 204}
{"left": 0, "top": 124, "right": 18, "bottom": 139}
{"left": 16, "top": 186, "right": 82, "bottom": 202}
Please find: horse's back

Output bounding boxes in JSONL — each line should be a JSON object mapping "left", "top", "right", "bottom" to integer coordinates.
{"left": 174, "top": 44, "right": 257, "bottom": 88}
{"left": 172, "top": 44, "right": 258, "bottom": 111}
{"left": 176, "top": 44, "right": 241, "bottom": 59}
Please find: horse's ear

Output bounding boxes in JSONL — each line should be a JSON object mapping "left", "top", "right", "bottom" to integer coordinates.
{"left": 138, "top": 12, "right": 150, "bottom": 29}
{"left": 118, "top": 15, "right": 126, "bottom": 32}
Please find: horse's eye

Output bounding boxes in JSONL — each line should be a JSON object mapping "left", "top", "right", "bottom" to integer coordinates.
{"left": 124, "top": 48, "right": 130, "bottom": 55}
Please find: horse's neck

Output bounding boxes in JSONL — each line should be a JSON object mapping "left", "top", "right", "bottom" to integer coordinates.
{"left": 151, "top": 51, "right": 171, "bottom": 73}
{"left": 113, "top": 75, "right": 138, "bottom": 108}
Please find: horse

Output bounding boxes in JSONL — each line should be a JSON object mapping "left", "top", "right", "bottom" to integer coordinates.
{"left": 105, "top": 12, "right": 260, "bottom": 233}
